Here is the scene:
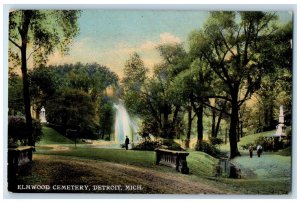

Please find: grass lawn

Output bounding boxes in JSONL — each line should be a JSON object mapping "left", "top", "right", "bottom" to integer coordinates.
{"left": 35, "top": 146, "right": 219, "bottom": 177}
{"left": 37, "top": 126, "right": 74, "bottom": 145}
{"left": 27, "top": 126, "right": 292, "bottom": 194}
{"left": 220, "top": 130, "right": 276, "bottom": 152}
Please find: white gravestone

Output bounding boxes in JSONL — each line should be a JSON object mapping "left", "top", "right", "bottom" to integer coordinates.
{"left": 274, "top": 105, "right": 286, "bottom": 140}
{"left": 39, "top": 106, "right": 47, "bottom": 123}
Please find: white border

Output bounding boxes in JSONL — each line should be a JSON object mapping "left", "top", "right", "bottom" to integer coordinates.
{"left": 1, "top": 1, "right": 299, "bottom": 202}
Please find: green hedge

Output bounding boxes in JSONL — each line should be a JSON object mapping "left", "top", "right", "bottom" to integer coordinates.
{"left": 8, "top": 116, "right": 42, "bottom": 147}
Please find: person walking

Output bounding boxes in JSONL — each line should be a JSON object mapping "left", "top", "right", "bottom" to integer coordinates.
{"left": 125, "top": 136, "right": 130, "bottom": 150}
{"left": 257, "top": 144, "right": 263, "bottom": 157}
{"left": 249, "top": 145, "right": 253, "bottom": 158}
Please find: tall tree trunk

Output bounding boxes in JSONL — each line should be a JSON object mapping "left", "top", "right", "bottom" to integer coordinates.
{"left": 229, "top": 90, "right": 240, "bottom": 158}
{"left": 211, "top": 108, "right": 216, "bottom": 137}
{"left": 192, "top": 100, "right": 204, "bottom": 142}
{"left": 196, "top": 103, "right": 204, "bottom": 142}
{"left": 215, "top": 112, "right": 222, "bottom": 137}
{"left": 171, "top": 105, "right": 181, "bottom": 138}
{"left": 237, "top": 118, "right": 240, "bottom": 142}
{"left": 186, "top": 104, "right": 192, "bottom": 148}
{"left": 225, "top": 128, "right": 228, "bottom": 144}
{"left": 162, "top": 104, "right": 169, "bottom": 138}
{"left": 240, "top": 121, "right": 243, "bottom": 138}
{"left": 20, "top": 11, "right": 33, "bottom": 146}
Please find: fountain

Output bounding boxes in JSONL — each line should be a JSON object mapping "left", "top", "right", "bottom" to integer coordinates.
{"left": 114, "top": 101, "right": 141, "bottom": 144}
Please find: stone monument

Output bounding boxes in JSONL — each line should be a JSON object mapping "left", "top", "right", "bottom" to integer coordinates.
{"left": 39, "top": 106, "right": 47, "bottom": 123}
{"left": 274, "top": 105, "right": 286, "bottom": 140}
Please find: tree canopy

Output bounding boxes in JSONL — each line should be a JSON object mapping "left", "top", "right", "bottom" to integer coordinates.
{"left": 9, "top": 10, "right": 81, "bottom": 146}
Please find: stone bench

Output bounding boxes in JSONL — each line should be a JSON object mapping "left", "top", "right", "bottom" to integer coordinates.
{"left": 155, "top": 148, "right": 189, "bottom": 174}
{"left": 8, "top": 146, "right": 34, "bottom": 176}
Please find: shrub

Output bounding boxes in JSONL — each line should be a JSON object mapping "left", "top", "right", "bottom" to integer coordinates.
{"left": 132, "top": 138, "right": 184, "bottom": 151}
{"left": 209, "top": 137, "right": 223, "bottom": 145}
{"left": 161, "top": 139, "right": 183, "bottom": 151}
{"left": 104, "top": 135, "right": 111, "bottom": 141}
{"left": 132, "top": 139, "right": 161, "bottom": 151}
{"left": 195, "top": 140, "right": 220, "bottom": 157}
{"left": 32, "top": 119, "right": 42, "bottom": 143}
{"left": 8, "top": 116, "right": 42, "bottom": 147}
{"left": 254, "top": 136, "right": 287, "bottom": 151}
{"left": 240, "top": 142, "right": 255, "bottom": 150}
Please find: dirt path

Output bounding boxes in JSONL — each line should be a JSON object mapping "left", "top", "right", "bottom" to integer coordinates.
{"left": 16, "top": 154, "right": 231, "bottom": 194}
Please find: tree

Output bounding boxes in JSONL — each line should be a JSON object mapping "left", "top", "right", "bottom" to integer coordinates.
{"left": 8, "top": 75, "right": 24, "bottom": 115}
{"left": 29, "top": 66, "right": 60, "bottom": 116}
{"left": 189, "top": 11, "right": 280, "bottom": 158}
{"left": 122, "top": 53, "right": 149, "bottom": 115}
{"left": 98, "top": 97, "right": 115, "bottom": 139}
{"left": 122, "top": 46, "right": 188, "bottom": 139}
{"left": 9, "top": 10, "right": 81, "bottom": 146}
{"left": 46, "top": 88, "right": 97, "bottom": 139}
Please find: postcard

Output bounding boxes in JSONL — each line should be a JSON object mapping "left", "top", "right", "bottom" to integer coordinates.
{"left": 6, "top": 8, "right": 293, "bottom": 196}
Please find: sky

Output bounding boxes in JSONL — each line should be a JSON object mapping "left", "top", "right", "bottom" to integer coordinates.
{"left": 47, "top": 10, "right": 292, "bottom": 78}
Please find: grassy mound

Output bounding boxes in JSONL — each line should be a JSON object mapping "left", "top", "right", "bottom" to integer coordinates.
{"left": 36, "top": 147, "right": 218, "bottom": 177}
{"left": 37, "top": 126, "right": 74, "bottom": 145}
{"left": 220, "top": 130, "right": 276, "bottom": 152}
{"left": 188, "top": 150, "right": 219, "bottom": 177}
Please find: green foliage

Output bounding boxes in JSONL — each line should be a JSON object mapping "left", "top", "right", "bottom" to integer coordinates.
{"left": 9, "top": 10, "right": 81, "bottom": 65}
{"left": 254, "top": 136, "right": 286, "bottom": 151}
{"left": 27, "top": 63, "right": 118, "bottom": 140}
{"left": 133, "top": 138, "right": 183, "bottom": 151}
{"left": 29, "top": 66, "right": 60, "bottom": 114}
{"left": 132, "top": 139, "right": 161, "bottom": 151}
{"left": 209, "top": 137, "right": 223, "bottom": 145}
{"left": 121, "top": 53, "right": 149, "bottom": 117}
{"left": 276, "top": 147, "right": 291, "bottom": 156}
{"left": 160, "top": 139, "right": 184, "bottom": 151}
{"left": 194, "top": 140, "right": 220, "bottom": 157}
{"left": 98, "top": 97, "right": 115, "bottom": 139}
{"left": 9, "top": 10, "right": 81, "bottom": 146}
{"left": 122, "top": 47, "right": 189, "bottom": 139}
{"left": 8, "top": 76, "right": 24, "bottom": 115}
{"left": 8, "top": 116, "right": 42, "bottom": 147}
{"left": 37, "top": 126, "right": 73, "bottom": 145}
{"left": 188, "top": 11, "right": 289, "bottom": 158}
{"left": 45, "top": 88, "right": 97, "bottom": 139}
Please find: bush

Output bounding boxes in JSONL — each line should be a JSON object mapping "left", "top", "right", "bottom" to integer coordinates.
{"left": 8, "top": 116, "right": 42, "bottom": 147}
{"left": 132, "top": 139, "right": 161, "bottom": 151}
{"left": 209, "top": 137, "right": 223, "bottom": 145}
{"left": 104, "top": 135, "right": 111, "bottom": 141}
{"left": 195, "top": 140, "right": 220, "bottom": 157}
{"left": 240, "top": 142, "right": 255, "bottom": 150}
{"left": 132, "top": 138, "right": 184, "bottom": 151}
{"left": 160, "top": 139, "right": 183, "bottom": 151}
{"left": 254, "top": 136, "right": 287, "bottom": 151}
{"left": 32, "top": 119, "right": 42, "bottom": 143}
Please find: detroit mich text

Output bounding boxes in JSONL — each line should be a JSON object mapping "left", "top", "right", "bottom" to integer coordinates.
{"left": 16, "top": 184, "right": 143, "bottom": 192}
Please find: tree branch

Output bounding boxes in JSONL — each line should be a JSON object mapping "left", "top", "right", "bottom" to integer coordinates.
{"left": 219, "top": 29, "right": 236, "bottom": 57}
{"left": 238, "top": 85, "right": 252, "bottom": 107}
{"left": 204, "top": 94, "right": 232, "bottom": 102}
{"left": 202, "top": 101, "right": 230, "bottom": 116}
{"left": 9, "top": 38, "right": 21, "bottom": 49}
{"left": 27, "top": 46, "right": 42, "bottom": 61}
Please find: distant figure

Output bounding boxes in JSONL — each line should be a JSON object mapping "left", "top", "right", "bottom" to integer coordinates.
{"left": 257, "top": 145, "right": 263, "bottom": 157}
{"left": 248, "top": 145, "right": 253, "bottom": 158}
{"left": 125, "top": 136, "right": 130, "bottom": 150}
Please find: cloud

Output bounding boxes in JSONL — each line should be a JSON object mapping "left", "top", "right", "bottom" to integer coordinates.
{"left": 46, "top": 33, "right": 182, "bottom": 78}
{"left": 159, "top": 32, "right": 182, "bottom": 44}
{"left": 111, "top": 32, "right": 182, "bottom": 58}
